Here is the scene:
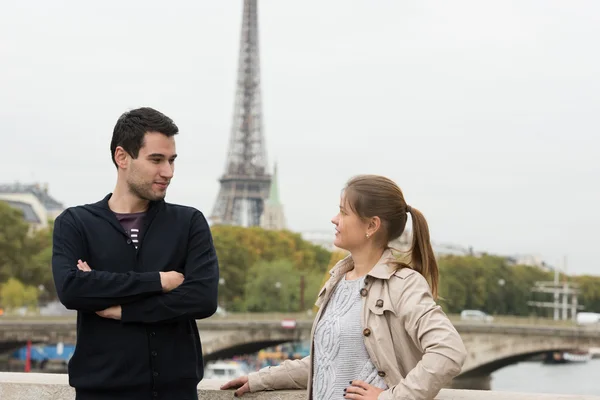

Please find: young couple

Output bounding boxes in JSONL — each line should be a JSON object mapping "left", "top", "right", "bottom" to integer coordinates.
{"left": 54, "top": 107, "right": 465, "bottom": 400}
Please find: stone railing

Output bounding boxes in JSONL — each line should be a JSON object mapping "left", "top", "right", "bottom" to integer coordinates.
{"left": 1, "top": 373, "right": 599, "bottom": 399}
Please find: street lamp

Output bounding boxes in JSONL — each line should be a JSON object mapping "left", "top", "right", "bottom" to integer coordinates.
{"left": 274, "top": 282, "right": 282, "bottom": 312}
{"left": 218, "top": 278, "right": 226, "bottom": 311}
{"left": 498, "top": 279, "right": 506, "bottom": 316}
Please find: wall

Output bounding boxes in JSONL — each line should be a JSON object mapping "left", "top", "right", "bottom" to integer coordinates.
{"left": 1, "top": 373, "right": 599, "bottom": 400}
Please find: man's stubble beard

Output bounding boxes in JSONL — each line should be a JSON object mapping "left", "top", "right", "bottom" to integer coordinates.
{"left": 127, "top": 179, "right": 166, "bottom": 202}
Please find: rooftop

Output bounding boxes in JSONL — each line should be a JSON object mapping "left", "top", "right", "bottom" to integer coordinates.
{"left": 1, "top": 200, "right": 41, "bottom": 223}
{"left": 0, "top": 183, "right": 64, "bottom": 211}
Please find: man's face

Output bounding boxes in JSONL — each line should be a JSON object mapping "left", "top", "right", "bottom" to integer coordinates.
{"left": 126, "top": 131, "right": 177, "bottom": 202}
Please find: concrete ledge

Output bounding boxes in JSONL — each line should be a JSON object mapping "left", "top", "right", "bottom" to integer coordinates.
{"left": 1, "top": 373, "right": 599, "bottom": 399}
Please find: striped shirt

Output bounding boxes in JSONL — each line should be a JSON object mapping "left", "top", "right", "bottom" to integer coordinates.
{"left": 114, "top": 211, "right": 145, "bottom": 249}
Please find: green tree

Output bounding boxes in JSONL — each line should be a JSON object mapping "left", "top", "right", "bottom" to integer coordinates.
{"left": 506, "top": 264, "right": 552, "bottom": 316}
{"left": 0, "top": 201, "right": 31, "bottom": 282}
{"left": 0, "top": 202, "right": 55, "bottom": 303}
{"left": 438, "top": 255, "right": 487, "bottom": 313}
{"left": 573, "top": 275, "right": 600, "bottom": 313}
{"left": 211, "top": 225, "right": 332, "bottom": 311}
{"left": 243, "top": 259, "right": 324, "bottom": 312}
{"left": 0, "top": 277, "right": 39, "bottom": 310}
{"left": 15, "top": 223, "right": 54, "bottom": 290}
{"left": 438, "top": 254, "right": 554, "bottom": 316}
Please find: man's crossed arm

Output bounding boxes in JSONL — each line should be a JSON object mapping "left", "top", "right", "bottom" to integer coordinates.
{"left": 74, "top": 260, "right": 185, "bottom": 320}
{"left": 52, "top": 210, "right": 219, "bottom": 324}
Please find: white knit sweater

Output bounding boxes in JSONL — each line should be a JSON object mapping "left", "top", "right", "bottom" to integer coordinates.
{"left": 312, "top": 276, "right": 388, "bottom": 399}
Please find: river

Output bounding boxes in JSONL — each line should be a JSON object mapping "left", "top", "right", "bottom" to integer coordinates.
{"left": 491, "top": 359, "right": 600, "bottom": 396}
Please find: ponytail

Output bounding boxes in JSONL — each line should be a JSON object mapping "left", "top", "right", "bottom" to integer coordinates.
{"left": 342, "top": 174, "right": 439, "bottom": 298}
{"left": 407, "top": 206, "right": 439, "bottom": 299}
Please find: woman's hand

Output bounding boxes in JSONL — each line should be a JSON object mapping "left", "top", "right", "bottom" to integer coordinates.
{"left": 220, "top": 375, "right": 250, "bottom": 397}
{"left": 344, "top": 380, "right": 385, "bottom": 399}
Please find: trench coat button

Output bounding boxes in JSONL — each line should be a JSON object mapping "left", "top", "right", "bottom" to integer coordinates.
{"left": 363, "top": 328, "right": 371, "bottom": 337}
{"left": 360, "top": 288, "right": 368, "bottom": 297}
{"left": 364, "top": 277, "right": 369, "bottom": 285}
{"left": 127, "top": 239, "right": 132, "bottom": 244}
{"left": 378, "top": 371, "right": 386, "bottom": 377}
{"left": 376, "top": 299, "right": 384, "bottom": 307}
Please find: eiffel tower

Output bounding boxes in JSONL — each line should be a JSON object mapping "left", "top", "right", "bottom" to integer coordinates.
{"left": 210, "top": 0, "right": 271, "bottom": 227}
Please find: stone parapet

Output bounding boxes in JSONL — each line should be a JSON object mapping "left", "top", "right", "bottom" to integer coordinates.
{"left": 1, "top": 373, "right": 599, "bottom": 399}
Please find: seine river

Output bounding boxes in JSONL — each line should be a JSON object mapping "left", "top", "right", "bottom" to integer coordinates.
{"left": 492, "top": 359, "right": 600, "bottom": 396}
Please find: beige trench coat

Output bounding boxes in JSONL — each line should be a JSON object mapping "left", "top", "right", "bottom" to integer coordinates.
{"left": 247, "top": 250, "right": 467, "bottom": 400}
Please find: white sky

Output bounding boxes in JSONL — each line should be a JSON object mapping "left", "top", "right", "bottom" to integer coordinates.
{"left": 1, "top": 1, "right": 598, "bottom": 274}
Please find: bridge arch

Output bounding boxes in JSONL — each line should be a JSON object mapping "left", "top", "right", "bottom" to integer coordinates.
{"left": 457, "top": 326, "right": 600, "bottom": 378}
{"left": 199, "top": 323, "right": 312, "bottom": 363}
{"left": 460, "top": 348, "right": 569, "bottom": 378}
{"left": 203, "top": 340, "right": 299, "bottom": 363}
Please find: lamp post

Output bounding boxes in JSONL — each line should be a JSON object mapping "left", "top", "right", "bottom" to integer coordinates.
{"left": 275, "top": 281, "right": 282, "bottom": 312}
{"left": 498, "top": 279, "right": 506, "bottom": 315}
{"left": 219, "top": 278, "right": 226, "bottom": 311}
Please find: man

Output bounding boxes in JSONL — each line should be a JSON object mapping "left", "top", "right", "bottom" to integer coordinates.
{"left": 52, "top": 107, "right": 219, "bottom": 400}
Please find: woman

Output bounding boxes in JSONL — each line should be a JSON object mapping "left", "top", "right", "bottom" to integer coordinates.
{"left": 221, "top": 175, "right": 467, "bottom": 399}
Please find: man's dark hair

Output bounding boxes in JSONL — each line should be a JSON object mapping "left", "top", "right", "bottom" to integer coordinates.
{"left": 110, "top": 107, "right": 179, "bottom": 168}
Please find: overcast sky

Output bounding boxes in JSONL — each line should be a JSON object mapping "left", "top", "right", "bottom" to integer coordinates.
{"left": 1, "top": 1, "right": 598, "bottom": 275}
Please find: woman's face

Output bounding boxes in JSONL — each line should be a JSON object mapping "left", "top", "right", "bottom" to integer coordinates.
{"left": 331, "top": 195, "right": 370, "bottom": 252}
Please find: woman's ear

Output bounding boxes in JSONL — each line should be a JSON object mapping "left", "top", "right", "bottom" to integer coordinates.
{"left": 367, "top": 216, "right": 382, "bottom": 236}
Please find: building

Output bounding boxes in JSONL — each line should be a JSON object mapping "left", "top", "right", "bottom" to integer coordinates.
{"left": 506, "top": 254, "right": 549, "bottom": 270}
{"left": 259, "top": 164, "right": 286, "bottom": 230}
{"left": 0, "top": 183, "right": 64, "bottom": 231}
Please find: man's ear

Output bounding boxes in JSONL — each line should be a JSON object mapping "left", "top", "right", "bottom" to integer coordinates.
{"left": 114, "top": 146, "right": 129, "bottom": 169}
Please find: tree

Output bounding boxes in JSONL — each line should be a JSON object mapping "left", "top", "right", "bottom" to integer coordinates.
{"left": 573, "top": 275, "right": 600, "bottom": 313}
{"left": 0, "top": 201, "right": 31, "bottom": 282}
{"left": 438, "top": 255, "right": 488, "bottom": 313}
{"left": 211, "top": 225, "right": 333, "bottom": 311}
{"left": 243, "top": 259, "right": 324, "bottom": 312}
{"left": 0, "top": 201, "right": 55, "bottom": 303}
{"left": 438, "top": 254, "right": 554, "bottom": 316}
{"left": 15, "top": 222, "right": 54, "bottom": 292}
{"left": 0, "top": 277, "right": 39, "bottom": 310}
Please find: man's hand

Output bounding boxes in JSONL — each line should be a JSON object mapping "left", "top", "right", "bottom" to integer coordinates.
{"left": 220, "top": 376, "right": 251, "bottom": 397}
{"left": 96, "top": 305, "right": 122, "bottom": 320}
{"left": 77, "top": 259, "right": 91, "bottom": 272}
{"left": 160, "top": 271, "right": 185, "bottom": 292}
{"left": 78, "top": 261, "right": 184, "bottom": 293}
{"left": 344, "top": 380, "right": 385, "bottom": 400}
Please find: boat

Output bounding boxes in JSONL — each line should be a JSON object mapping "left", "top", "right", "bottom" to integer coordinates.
{"left": 543, "top": 350, "right": 591, "bottom": 364}
{"left": 204, "top": 361, "right": 250, "bottom": 380}
{"left": 563, "top": 351, "right": 592, "bottom": 363}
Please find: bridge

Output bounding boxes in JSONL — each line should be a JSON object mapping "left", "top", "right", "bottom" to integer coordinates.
{"left": 2, "top": 317, "right": 600, "bottom": 388}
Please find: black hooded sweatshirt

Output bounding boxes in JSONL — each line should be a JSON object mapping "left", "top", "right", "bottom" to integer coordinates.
{"left": 51, "top": 194, "right": 219, "bottom": 400}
